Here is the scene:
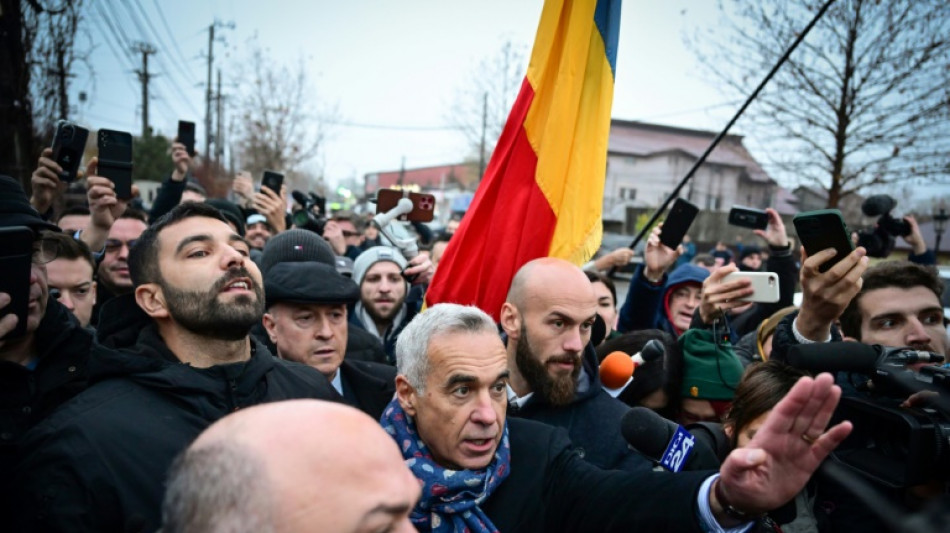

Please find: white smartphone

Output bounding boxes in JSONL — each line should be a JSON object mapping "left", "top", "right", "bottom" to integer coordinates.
{"left": 722, "top": 271, "right": 780, "bottom": 303}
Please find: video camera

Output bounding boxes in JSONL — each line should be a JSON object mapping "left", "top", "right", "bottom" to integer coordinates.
{"left": 291, "top": 190, "right": 327, "bottom": 235}
{"left": 856, "top": 194, "right": 912, "bottom": 258}
{"left": 787, "top": 342, "right": 949, "bottom": 488}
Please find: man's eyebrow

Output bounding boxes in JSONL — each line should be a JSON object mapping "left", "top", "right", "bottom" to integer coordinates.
{"left": 444, "top": 374, "right": 476, "bottom": 389}
{"left": 495, "top": 370, "right": 510, "bottom": 382}
{"left": 175, "top": 234, "right": 212, "bottom": 255}
{"left": 229, "top": 234, "right": 251, "bottom": 249}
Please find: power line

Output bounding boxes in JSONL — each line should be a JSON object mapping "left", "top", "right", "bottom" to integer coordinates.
{"left": 150, "top": 0, "right": 200, "bottom": 84}
{"left": 112, "top": 0, "right": 202, "bottom": 119}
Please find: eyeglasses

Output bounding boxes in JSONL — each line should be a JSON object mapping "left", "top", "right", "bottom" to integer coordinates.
{"left": 104, "top": 238, "right": 139, "bottom": 254}
{"left": 342, "top": 230, "right": 361, "bottom": 238}
{"left": 32, "top": 238, "right": 60, "bottom": 265}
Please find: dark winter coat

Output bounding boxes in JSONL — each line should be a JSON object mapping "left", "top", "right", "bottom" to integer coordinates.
{"left": 338, "top": 358, "right": 396, "bottom": 421}
{"left": 0, "top": 298, "right": 90, "bottom": 485}
{"left": 7, "top": 295, "right": 339, "bottom": 532}
{"left": 481, "top": 418, "right": 710, "bottom": 532}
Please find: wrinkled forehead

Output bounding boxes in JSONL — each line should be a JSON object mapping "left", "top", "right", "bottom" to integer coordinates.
{"left": 158, "top": 216, "right": 243, "bottom": 254}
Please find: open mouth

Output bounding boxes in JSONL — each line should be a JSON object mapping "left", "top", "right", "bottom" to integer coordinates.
{"left": 221, "top": 278, "right": 252, "bottom": 293}
{"left": 463, "top": 438, "right": 495, "bottom": 453}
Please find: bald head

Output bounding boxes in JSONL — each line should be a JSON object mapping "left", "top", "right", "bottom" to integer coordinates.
{"left": 506, "top": 257, "right": 596, "bottom": 312}
{"left": 501, "top": 258, "right": 599, "bottom": 399}
{"left": 164, "top": 400, "right": 419, "bottom": 533}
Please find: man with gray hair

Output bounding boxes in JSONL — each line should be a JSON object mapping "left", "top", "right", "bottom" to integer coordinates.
{"left": 383, "top": 303, "right": 852, "bottom": 532}
{"left": 162, "top": 400, "right": 419, "bottom": 533}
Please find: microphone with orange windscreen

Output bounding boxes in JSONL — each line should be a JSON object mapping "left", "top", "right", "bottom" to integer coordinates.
{"left": 599, "top": 339, "right": 665, "bottom": 396}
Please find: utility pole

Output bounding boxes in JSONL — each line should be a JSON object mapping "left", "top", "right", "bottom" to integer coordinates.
{"left": 215, "top": 69, "right": 224, "bottom": 178}
{"left": 133, "top": 42, "right": 157, "bottom": 138}
{"left": 205, "top": 23, "right": 214, "bottom": 159}
{"left": 205, "top": 19, "right": 234, "bottom": 160}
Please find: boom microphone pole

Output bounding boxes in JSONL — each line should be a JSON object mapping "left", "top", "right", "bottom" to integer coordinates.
{"left": 616, "top": 0, "right": 838, "bottom": 262}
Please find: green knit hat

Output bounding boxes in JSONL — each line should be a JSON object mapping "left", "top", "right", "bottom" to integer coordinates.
{"left": 679, "top": 329, "right": 743, "bottom": 400}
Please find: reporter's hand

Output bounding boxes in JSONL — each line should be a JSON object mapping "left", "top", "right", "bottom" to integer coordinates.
{"left": 643, "top": 224, "right": 680, "bottom": 282}
{"left": 170, "top": 142, "right": 192, "bottom": 182}
{"left": 0, "top": 293, "right": 18, "bottom": 348}
{"left": 31, "top": 148, "right": 66, "bottom": 214}
{"left": 754, "top": 208, "right": 789, "bottom": 248}
{"left": 593, "top": 247, "right": 635, "bottom": 271}
{"left": 253, "top": 185, "right": 287, "bottom": 234}
{"left": 232, "top": 171, "right": 254, "bottom": 207}
{"left": 698, "top": 264, "right": 754, "bottom": 324}
{"left": 714, "top": 373, "right": 851, "bottom": 521}
{"left": 81, "top": 159, "right": 126, "bottom": 251}
{"left": 322, "top": 220, "right": 346, "bottom": 255}
{"left": 796, "top": 245, "right": 868, "bottom": 341}
{"left": 404, "top": 254, "right": 435, "bottom": 286}
{"left": 901, "top": 215, "right": 927, "bottom": 256}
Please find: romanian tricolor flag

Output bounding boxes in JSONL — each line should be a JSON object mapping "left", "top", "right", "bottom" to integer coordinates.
{"left": 425, "top": 0, "right": 620, "bottom": 320}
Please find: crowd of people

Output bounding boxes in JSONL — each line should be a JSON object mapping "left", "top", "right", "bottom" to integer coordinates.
{"left": 0, "top": 140, "right": 946, "bottom": 532}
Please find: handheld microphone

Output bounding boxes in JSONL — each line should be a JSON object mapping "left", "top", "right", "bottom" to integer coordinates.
{"left": 620, "top": 406, "right": 722, "bottom": 472}
{"left": 599, "top": 339, "right": 665, "bottom": 395}
{"left": 786, "top": 342, "right": 945, "bottom": 373}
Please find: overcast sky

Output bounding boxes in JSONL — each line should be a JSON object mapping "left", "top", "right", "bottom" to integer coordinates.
{"left": 72, "top": 0, "right": 947, "bottom": 206}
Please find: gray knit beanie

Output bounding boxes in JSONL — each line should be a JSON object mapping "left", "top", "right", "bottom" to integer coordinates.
{"left": 352, "top": 246, "right": 408, "bottom": 285}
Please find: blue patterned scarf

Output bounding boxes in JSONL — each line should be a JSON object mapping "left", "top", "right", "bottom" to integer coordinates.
{"left": 380, "top": 398, "right": 511, "bottom": 532}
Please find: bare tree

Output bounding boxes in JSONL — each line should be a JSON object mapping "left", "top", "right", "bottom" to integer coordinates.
{"left": 688, "top": 0, "right": 950, "bottom": 208}
{"left": 229, "top": 43, "right": 335, "bottom": 193}
{"left": 449, "top": 39, "right": 527, "bottom": 165}
{"left": 1, "top": 0, "right": 86, "bottom": 184}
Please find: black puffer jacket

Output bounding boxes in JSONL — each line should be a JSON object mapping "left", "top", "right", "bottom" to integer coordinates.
{"left": 8, "top": 295, "right": 339, "bottom": 532}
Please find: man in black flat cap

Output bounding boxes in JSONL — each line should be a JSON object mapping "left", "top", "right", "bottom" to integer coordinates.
{"left": 260, "top": 229, "right": 396, "bottom": 419}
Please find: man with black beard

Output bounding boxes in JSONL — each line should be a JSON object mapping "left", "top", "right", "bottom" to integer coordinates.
{"left": 7, "top": 203, "right": 338, "bottom": 532}
{"left": 500, "top": 258, "right": 650, "bottom": 472}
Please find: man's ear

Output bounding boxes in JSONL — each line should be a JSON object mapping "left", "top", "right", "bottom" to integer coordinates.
{"left": 135, "top": 284, "right": 168, "bottom": 319}
{"left": 499, "top": 302, "right": 521, "bottom": 339}
{"left": 262, "top": 312, "right": 278, "bottom": 344}
{"left": 723, "top": 423, "right": 734, "bottom": 440}
{"left": 395, "top": 375, "right": 418, "bottom": 417}
{"left": 90, "top": 281, "right": 98, "bottom": 306}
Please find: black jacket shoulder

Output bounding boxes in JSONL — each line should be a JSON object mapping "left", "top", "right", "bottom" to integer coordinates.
{"left": 339, "top": 358, "right": 396, "bottom": 420}
{"left": 483, "top": 418, "right": 709, "bottom": 532}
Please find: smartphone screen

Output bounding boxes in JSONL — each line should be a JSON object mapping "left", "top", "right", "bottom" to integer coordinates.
{"left": 51, "top": 120, "right": 89, "bottom": 182}
{"left": 659, "top": 198, "right": 699, "bottom": 250}
{"left": 177, "top": 121, "right": 196, "bottom": 157}
{"left": 0, "top": 226, "right": 35, "bottom": 340}
{"left": 97, "top": 129, "right": 134, "bottom": 199}
{"left": 793, "top": 209, "right": 855, "bottom": 273}
{"left": 728, "top": 206, "right": 769, "bottom": 230}
{"left": 375, "top": 189, "right": 436, "bottom": 222}
{"left": 261, "top": 171, "right": 284, "bottom": 195}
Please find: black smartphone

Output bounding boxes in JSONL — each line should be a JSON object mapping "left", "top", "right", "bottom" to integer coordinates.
{"left": 728, "top": 206, "right": 769, "bottom": 230}
{"left": 51, "top": 120, "right": 89, "bottom": 182}
{"left": 177, "top": 120, "right": 196, "bottom": 157}
{"left": 261, "top": 170, "right": 284, "bottom": 195}
{"left": 97, "top": 129, "right": 134, "bottom": 199}
{"left": 659, "top": 198, "right": 699, "bottom": 250}
{"left": 0, "top": 226, "right": 35, "bottom": 340}
{"left": 793, "top": 209, "right": 855, "bottom": 273}
{"left": 375, "top": 189, "right": 437, "bottom": 222}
